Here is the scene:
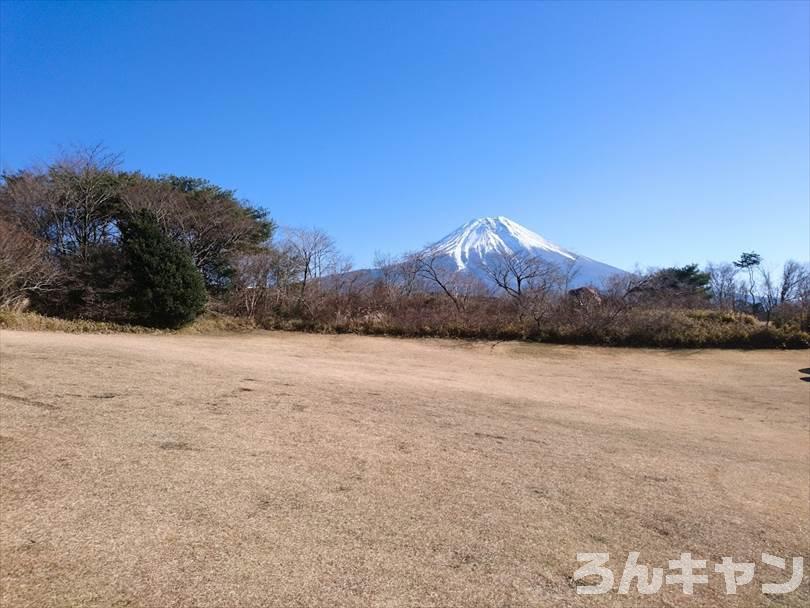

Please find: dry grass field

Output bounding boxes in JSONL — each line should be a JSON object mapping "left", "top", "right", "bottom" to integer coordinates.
{"left": 1, "top": 330, "right": 808, "bottom": 607}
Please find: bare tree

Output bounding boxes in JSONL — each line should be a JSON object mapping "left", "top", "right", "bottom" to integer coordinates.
{"left": 2, "top": 145, "right": 122, "bottom": 261}
{"left": 706, "top": 262, "right": 738, "bottom": 310}
{"left": 281, "top": 227, "right": 341, "bottom": 307}
{"left": 560, "top": 258, "right": 580, "bottom": 292}
{"left": 759, "top": 267, "right": 779, "bottom": 327}
{"left": 600, "top": 271, "right": 657, "bottom": 322}
{"left": 230, "top": 248, "right": 276, "bottom": 318}
{"left": 409, "top": 251, "right": 468, "bottom": 314}
{"left": 796, "top": 270, "right": 810, "bottom": 331}
{"left": 778, "top": 260, "right": 807, "bottom": 304}
{"left": 373, "top": 251, "right": 422, "bottom": 300}
{"left": 754, "top": 261, "right": 810, "bottom": 329}
{"left": 0, "top": 220, "right": 59, "bottom": 309}
{"left": 484, "top": 251, "right": 543, "bottom": 299}
{"left": 483, "top": 250, "right": 564, "bottom": 329}
{"left": 231, "top": 234, "right": 338, "bottom": 319}
{"left": 49, "top": 146, "right": 123, "bottom": 261}
{"left": 118, "top": 175, "right": 181, "bottom": 224}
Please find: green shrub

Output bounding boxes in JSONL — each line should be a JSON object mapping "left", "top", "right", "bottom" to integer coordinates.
{"left": 120, "top": 210, "right": 207, "bottom": 328}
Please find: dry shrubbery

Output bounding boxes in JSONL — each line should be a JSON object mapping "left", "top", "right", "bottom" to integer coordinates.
{"left": 242, "top": 302, "right": 809, "bottom": 349}
{"left": 0, "top": 310, "right": 156, "bottom": 334}
{"left": 220, "top": 268, "right": 810, "bottom": 349}
{"left": 0, "top": 309, "right": 254, "bottom": 335}
{"left": 571, "top": 309, "right": 808, "bottom": 348}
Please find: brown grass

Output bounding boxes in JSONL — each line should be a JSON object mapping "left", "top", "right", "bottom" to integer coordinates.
{"left": 0, "top": 309, "right": 155, "bottom": 333}
{"left": 1, "top": 330, "right": 808, "bottom": 607}
{"left": 0, "top": 309, "right": 255, "bottom": 335}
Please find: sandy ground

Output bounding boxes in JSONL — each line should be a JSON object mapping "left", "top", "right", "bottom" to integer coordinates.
{"left": 0, "top": 330, "right": 808, "bottom": 607}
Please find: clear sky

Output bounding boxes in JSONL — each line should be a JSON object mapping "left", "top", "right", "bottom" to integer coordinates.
{"left": 1, "top": 0, "right": 808, "bottom": 271}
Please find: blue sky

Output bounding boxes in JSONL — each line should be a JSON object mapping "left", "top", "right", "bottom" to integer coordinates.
{"left": 1, "top": 0, "right": 808, "bottom": 271}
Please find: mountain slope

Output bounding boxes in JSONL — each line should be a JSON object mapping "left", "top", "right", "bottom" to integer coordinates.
{"left": 421, "top": 216, "right": 626, "bottom": 288}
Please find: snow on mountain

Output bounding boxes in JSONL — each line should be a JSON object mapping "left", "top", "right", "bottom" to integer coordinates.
{"left": 421, "top": 216, "right": 626, "bottom": 289}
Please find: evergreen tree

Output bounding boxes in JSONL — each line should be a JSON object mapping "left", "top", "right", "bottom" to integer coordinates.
{"left": 120, "top": 209, "right": 206, "bottom": 328}
{"left": 656, "top": 264, "right": 711, "bottom": 296}
{"left": 733, "top": 251, "right": 762, "bottom": 311}
{"left": 645, "top": 263, "right": 711, "bottom": 304}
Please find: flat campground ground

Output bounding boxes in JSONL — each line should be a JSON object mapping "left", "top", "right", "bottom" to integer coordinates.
{"left": 0, "top": 331, "right": 808, "bottom": 607}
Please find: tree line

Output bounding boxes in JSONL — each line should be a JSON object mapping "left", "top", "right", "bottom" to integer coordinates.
{"left": 1, "top": 149, "right": 808, "bottom": 346}
{"left": 0, "top": 148, "right": 272, "bottom": 327}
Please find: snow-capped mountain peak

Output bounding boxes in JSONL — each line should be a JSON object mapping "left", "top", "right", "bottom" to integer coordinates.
{"left": 422, "top": 216, "right": 625, "bottom": 288}
{"left": 428, "top": 216, "right": 576, "bottom": 270}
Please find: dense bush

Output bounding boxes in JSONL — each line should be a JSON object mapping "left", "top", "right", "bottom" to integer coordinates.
{"left": 120, "top": 210, "right": 207, "bottom": 328}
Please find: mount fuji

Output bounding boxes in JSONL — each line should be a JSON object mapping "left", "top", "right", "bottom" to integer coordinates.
{"left": 415, "top": 216, "right": 626, "bottom": 289}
